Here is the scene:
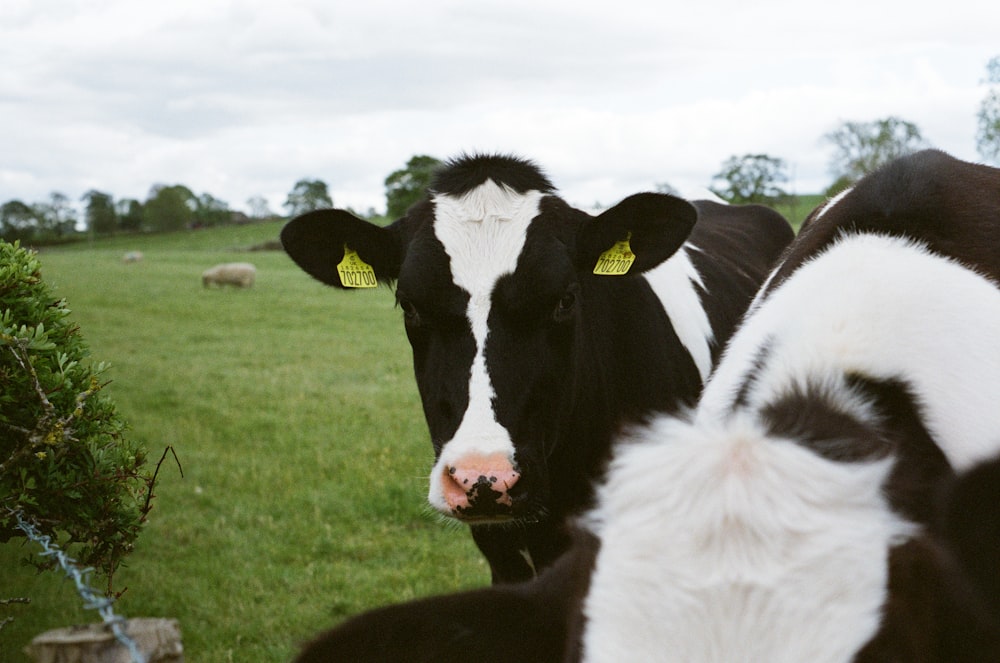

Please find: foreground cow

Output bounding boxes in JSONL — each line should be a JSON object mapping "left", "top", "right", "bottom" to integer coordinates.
{"left": 282, "top": 154, "right": 793, "bottom": 582}
{"left": 291, "top": 151, "right": 1000, "bottom": 661}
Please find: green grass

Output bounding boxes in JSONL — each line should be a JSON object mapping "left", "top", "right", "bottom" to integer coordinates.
{"left": 0, "top": 222, "right": 487, "bottom": 662}
{"left": 774, "top": 193, "right": 826, "bottom": 231}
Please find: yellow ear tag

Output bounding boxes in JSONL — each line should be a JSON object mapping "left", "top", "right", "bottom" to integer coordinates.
{"left": 337, "top": 245, "right": 378, "bottom": 288}
{"left": 593, "top": 232, "right": 636, "bottom": 276}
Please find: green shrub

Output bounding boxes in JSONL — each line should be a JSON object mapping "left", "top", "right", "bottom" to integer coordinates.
{"left": 0, "top": 240, "right": 152, "bottom": 589}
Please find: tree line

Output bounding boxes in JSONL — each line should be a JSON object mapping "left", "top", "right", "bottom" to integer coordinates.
{"left": 707, "top": 115, "right": 930, "bottom": 206}
{"left": 4, "top": 57, "right": 998, "bottom": 244}
{"left": 0, "top": 158, "right": 438, "bottom": 245}
{"left": 2, "top": 183, "right": 280, "bottom": 245}
{"left": 704, "top": 56, "right": 1000, "bottom": 206}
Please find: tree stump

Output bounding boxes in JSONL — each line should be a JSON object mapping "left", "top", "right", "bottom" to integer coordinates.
{"left": 25, "top": 618, "right": 182, "bottom": 663}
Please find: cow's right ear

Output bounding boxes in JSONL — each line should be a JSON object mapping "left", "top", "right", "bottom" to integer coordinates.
{"left": 281, "top": 209, "right": 403, "bottom": 288}
{"left": 576, "top": 193, "right": 697, "bottom": 276}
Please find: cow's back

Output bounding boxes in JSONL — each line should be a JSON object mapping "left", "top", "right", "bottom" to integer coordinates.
{"left": 772, "top": 150, "right": 1000, "bottom": 290}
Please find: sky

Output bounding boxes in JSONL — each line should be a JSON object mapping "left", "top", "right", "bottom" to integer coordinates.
{"left": 2, "top": 0, "right": 999, "bottom": 218}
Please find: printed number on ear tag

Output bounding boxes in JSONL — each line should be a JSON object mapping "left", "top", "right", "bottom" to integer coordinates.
{"left": 593, "top": 232, "right": 636, "bottom": 276}
{"left": 337, "top": 245, "right": 378, "bottom": 288}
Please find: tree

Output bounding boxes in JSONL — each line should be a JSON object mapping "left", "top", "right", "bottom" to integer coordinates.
{"left": 655, "top": 182, "right": 680, "bottom": 197}
{"left": 0, "top": 200, "right": 39, "bottom": 243}
{"left": 193, "top": 193, "right": 230, "bottom": 228}
{"left": 284, "top": 179, "right": 332, "bottom": 217}
{"left": 709, "top": 154, "right": 789, "bottom": 205}
{"left": 977, "top": 56, "right": 1000, "bottom": 164}
{"left": 385, "top": 155, "right": 442, "bottom": 219}
{"left": 33, "top": 192, "right": 78, "bottom": 239}
{"left": 144, "top": 184, "right": 196, "bottom": 232}
{"left": 824, "top": 117, "right": 927, "bottom": 191}
{"left": 82, "top": 190, "right": 117, "bottom": 236}
{"left": 246, "top": 195, "right": 273, "bottom": 220}
{"left": 115, "top": 198, "right": 143, "bottom": 232}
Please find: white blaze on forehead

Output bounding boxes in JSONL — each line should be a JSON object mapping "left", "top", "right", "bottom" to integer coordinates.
{"left": 432, "top": 181, "right": 545, "bottom": 319}
{"left": 427, "top": 181, "right": 544, "bottom": 502}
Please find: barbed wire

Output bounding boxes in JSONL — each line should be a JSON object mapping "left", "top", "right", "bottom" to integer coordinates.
{"left": 9, "top": 507, "right": 147, "bottom": 663}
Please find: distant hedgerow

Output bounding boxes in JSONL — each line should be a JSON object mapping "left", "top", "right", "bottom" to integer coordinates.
{"left": 0, "top": 240, "right": 155, "bottom": 589}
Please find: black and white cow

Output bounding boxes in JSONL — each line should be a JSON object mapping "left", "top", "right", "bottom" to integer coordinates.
{"left": 291, "top": 151, "right": 1000, "bottom": 661}
{"left": 282, "top": 153, "right": 794, "bottom": 583}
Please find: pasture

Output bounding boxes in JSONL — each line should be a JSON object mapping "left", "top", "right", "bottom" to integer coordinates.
{"left": 0, "top": 221, "right": 486, "bottom": 662}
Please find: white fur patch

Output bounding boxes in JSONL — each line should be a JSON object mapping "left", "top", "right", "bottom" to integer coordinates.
{"left": 425, "top": 181, "right": 544, "bottom": 512}
{"left": 580, "top": 413, "right": 913, "bottom": 662}
{"left": 643, "top": 245, "right": 714, "bottom": 382}
{"left": 699, "top": 233, "right": 1000, "bottom": 471}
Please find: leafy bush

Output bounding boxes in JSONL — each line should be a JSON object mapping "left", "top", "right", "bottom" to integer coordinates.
{"left": 0, "top": 240, "right": 152, "bottom": 588}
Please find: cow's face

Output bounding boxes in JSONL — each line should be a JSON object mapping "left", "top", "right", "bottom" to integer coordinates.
{"left": 400, "top": 183, "right": 588, "bottom": 523}
{"left": 281, "top": 156, "right": 696, "bottom": 524}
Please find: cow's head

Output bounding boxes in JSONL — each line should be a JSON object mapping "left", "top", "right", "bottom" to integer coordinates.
{"left": 281, "top": 154, "right": 696, "bottom": 524}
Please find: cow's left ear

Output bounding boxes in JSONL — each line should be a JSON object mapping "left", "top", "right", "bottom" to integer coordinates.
{"left": 576, "top": 193, "right": 697, "bottom": 276}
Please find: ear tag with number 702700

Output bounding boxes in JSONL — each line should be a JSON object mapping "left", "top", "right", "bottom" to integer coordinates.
{"left": 593, "top": 232, "right": 635, "bottom": 276}
{"left": 337, "top": 245, "right": 378, "bottom": 288}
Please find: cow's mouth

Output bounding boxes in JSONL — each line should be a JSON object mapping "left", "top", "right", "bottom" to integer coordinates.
{"left": 454, "top": 513, "right": 518, "bottom": 525}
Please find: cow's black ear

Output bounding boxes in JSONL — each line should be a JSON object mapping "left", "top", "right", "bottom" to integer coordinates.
{"left": 576, "top": 193, "right": 697, "bottom": 276}
{"left": 281, "top": 209, "right": 403, "bottom": 288}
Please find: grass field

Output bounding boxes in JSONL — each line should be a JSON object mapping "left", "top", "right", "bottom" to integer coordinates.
{"left": 0, "top": 221, "right": 487, "bottom": 662}
{"left": 0, "top": 198, "right": 817, "bottom": 661}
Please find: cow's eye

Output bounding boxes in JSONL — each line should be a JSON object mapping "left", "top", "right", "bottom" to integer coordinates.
{"left": 398, "top": 296, "right": 421, "bottom": 327}
{"left": 552, "top": 284, "right": 579, "bottom": 323}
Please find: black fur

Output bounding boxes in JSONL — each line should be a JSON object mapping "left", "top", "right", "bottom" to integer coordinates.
{"left": 431, "top": 153, "right": 556, "bottom": 197}
{"left": 292, "top": 531, "right": 599, "bottom": 663}
{"left": 854, "top": 454, "right": 1000, "bottom": 662}
{"left": 761, "top": 376, "right": 953, "bottom": 524}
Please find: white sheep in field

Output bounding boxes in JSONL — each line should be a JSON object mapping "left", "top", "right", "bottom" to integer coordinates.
{"left": 202, "top": 262, "right": 256, "bottom": 288}
{"left": 122, "top": 251, "right": 144, "bottom": 263}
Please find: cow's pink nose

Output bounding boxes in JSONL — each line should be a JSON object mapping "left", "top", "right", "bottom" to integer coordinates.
{"left": 441, "top": 453, "right": 520, "bottom": 517}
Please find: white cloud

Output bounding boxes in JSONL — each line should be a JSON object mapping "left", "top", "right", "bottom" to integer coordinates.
{"left": 1, "top": 0, "right": 998, "bottom": 217}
